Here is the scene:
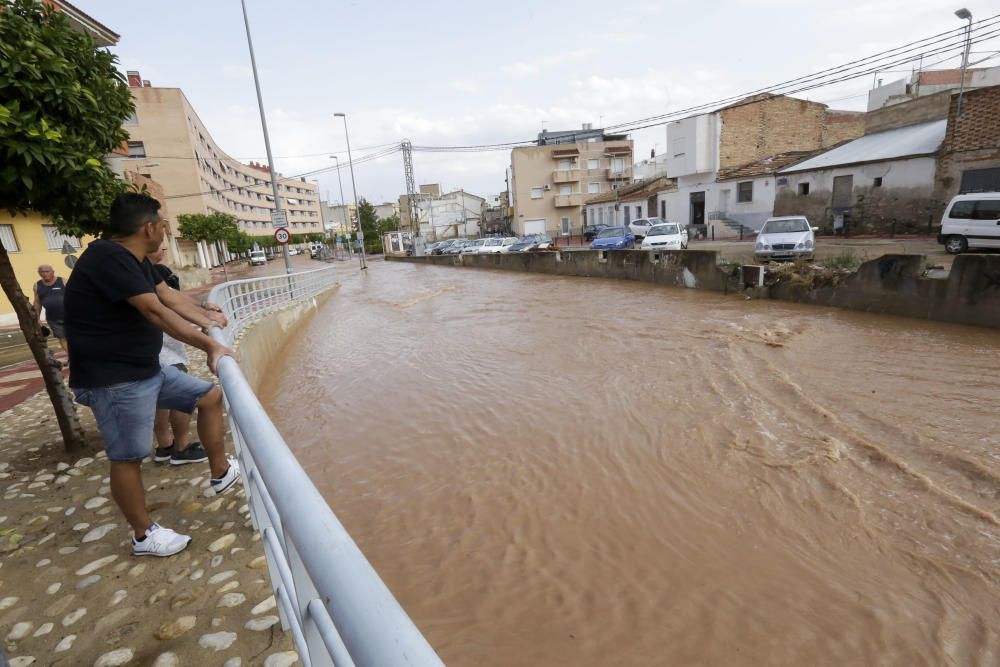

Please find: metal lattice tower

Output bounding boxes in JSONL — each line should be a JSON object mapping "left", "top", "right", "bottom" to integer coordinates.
{"left": 401, "top": 140, "right": 420, "bottom": 236}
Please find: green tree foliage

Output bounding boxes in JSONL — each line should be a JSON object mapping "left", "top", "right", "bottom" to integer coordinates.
{"left": 176, "top": 212, "right": 239, "bottom": 245}
{"left": 0, "top": 0, "right": 135, "bottom": 452}
{"left": 378, "top": 214, "right": 401, "bottom": 235}
{"left": 226, "top": 231, "right": 254, "bottom": 257}
{"left": 0, "top": 0, "right": 133, "bottom": 234}
{"left": 357, "top": 198, "right": 382, "bottom": 253}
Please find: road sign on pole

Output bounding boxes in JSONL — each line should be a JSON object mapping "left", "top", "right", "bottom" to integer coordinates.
{"left": 270, "top": 210, "right": 288, "bottom": 229}
{"left": 274, "top": 227, "right": 291, "bottom": 245}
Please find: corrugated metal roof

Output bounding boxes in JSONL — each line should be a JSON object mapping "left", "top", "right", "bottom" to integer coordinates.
{"left": 780, "top": 119, "right": 946, "bottom": 173}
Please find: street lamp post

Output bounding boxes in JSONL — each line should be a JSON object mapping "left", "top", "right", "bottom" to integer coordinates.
{"left": 329, "top": 155, "right": 350, "bottom": 255}
{"left": 334, "top": 113, "right": 367, "bottom": 270}
{"left": 953, "top": 8, "right": 974, "bottom": 139}
{"left": 240, "top": 0, "right": 292, "bottom": 275}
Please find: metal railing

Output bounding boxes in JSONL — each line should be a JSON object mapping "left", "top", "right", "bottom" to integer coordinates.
{"left": 207, "top": 266, "right": 444, "bottom": 667}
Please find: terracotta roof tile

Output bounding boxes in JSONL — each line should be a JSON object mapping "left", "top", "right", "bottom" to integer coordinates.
{"left": 716, "top": 150, "right": 820, "bottom": 182}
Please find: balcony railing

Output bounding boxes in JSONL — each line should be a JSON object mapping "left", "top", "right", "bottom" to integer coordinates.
{"left": 554, "top": 194, "right": 583, "bottom": 207}
{"left": 607, "top": 168, "right": 632, "bottom": 180}
{"left": 208, "top": 267, "right": 443, "bottom": 667}
{"left": 553, "top": 169, "right": 581, "bottom": 183}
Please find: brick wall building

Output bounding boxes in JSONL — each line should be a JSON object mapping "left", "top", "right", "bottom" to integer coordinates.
{"left": 717, "top": 95, "right": 864, "bottom": 171}
{"left": 936, "top": 85, "right": 1000, "bottom": 200}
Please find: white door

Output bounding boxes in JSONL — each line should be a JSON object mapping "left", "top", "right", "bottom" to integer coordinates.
{"left": 524, "top": 219, "right": 546, "bottom": 235}
{"left": 972, "top": 199, "right": 1000, "bottom": 248}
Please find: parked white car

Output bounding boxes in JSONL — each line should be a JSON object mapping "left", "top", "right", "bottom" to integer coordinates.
{"left": 938, "top": 192, "right": 1000, "bottom": 254}
{"left": 754, "top": 216, "right": 818, "bottom": 262}
{"left": 628, "top": 217, "right": 664, "bottom": 240}
{"left": 249, "top": 249, "right": 267, "bottom": 266}
{"left": 497, "top": 237, "right": 519, "bottom": 253}
{"left": 461, "top": 239, "right": 487, "bottom": 254}
{"left": 641, "top": 223, "right": 687, "bottom": 250}
{"left": 477, "top": 238, "right": 506, "bottom": 254}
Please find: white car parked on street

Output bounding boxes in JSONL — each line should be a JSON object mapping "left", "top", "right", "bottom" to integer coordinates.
{"left": 938, "top": 192, "right": 1000, "bottom": 254}
{"left": 754, "top": 216, "right": 818, "bottom": 261}
{"left": 497, "top": 237, "right": 519, "bottom": 253}
{"left": 478, "top": 238, "right": 506, "bottom": 254}
{"left": 640, "top": 223, "right": 687, "bottom": 250}
{"left": 461, "top": 239, "right": 487, "bottom": 254}
{"left": 628, "top": 217, "right": 663, "bottom": 240}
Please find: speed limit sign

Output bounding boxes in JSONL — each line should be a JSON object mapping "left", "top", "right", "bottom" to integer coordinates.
{"left": 274, "top": 227, "right": 291, "bottom": 245}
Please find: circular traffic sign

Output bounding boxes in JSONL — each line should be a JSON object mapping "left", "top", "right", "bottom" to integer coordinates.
{"left": 274, "top": 227, "right": 291, "bottom": 245}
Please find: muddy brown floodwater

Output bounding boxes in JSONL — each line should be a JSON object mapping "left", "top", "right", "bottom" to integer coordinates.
{"left": 260, "top": 261, "right": 1000, "bottom": 666}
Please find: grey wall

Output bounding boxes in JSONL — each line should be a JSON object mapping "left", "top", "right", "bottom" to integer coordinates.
{"left": 389, "top": 251, "right": 1000, "bottom": 330}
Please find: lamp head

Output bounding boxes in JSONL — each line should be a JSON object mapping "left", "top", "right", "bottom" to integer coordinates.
{"left": 955, "top": 8, "right": 972, "bottom": 19}
{"left": 334, "top": 113, "right": 346, "bottom": 118}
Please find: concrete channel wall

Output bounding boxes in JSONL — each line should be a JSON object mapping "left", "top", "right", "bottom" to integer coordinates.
{"left": 388, "top": 251, "right": 1000, "bottom": 329}
{"left": 234, "top": 289, "right": 336, "bottom": 391}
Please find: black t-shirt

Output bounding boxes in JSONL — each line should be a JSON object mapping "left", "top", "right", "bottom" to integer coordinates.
{"left": 65, "top": 240, "right": 164, "bottom": 388}
{"left": 153, "top": 263, "right": 181, "bottom": 291}
{"left": 36, "top": 277, "right": 66, "bottom": 321}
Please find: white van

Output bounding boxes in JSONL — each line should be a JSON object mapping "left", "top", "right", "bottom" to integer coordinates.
{"left": 938, "top": 192, "right": 1000, "bottom": 254}
{"left": 249, "top": 249, "right": 267, "bottom": 266}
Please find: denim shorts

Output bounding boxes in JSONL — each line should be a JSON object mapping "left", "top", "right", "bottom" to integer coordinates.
{"left": 73, "top": 365, "right": 215, "bottom": 463}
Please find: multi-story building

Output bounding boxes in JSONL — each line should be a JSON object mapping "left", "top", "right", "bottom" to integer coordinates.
{"left": 659, "top": 94, "right": 864, "bottom": 233}
{"left": 867, "top": 65, "right": 1000, "bottom": 111}
{"left": 509, "top": 126, "right": 633, "bottom": 238}
{"left": 320, "top": 202, "right": 356, "bottom": 237}
{"left": 121, "top": 71, "right": 323, "bottom": 267}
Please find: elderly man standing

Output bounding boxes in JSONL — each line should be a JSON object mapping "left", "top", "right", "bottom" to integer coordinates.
{"left": 65, "top": 192, "right": 241, "bottom": 558}
{"left": 33, "top": 264, "right": 67, "bottom": 352}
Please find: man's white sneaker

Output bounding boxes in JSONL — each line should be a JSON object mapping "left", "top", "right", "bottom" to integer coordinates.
{"left": 132, "top": 523, "right": 191, "bottom": 557}
{"left": 210, "top": 457, "right": 241, "bottom": 496}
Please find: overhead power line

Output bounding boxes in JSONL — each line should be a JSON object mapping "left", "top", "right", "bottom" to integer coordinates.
{"left": 404, "top": 14, "right": 1000, "bottom": 152}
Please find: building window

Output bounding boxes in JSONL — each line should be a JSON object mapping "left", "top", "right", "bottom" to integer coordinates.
{"left": 557, "top": 159, "right": 574, "bottom": 171}
{"left": 873, "top": 177, "right": 883, "bottom": 188}
{"left": 561, "top": 217, "right": 571, "bottom": 235}
{"left": 124, "top": 110, "right": 138, "bottom": 125}
{"left": 624, "top": 206, "right": 631, "bottom": 225}
{"left": 660, "top": 201, "right": 666, "bottom": 218}
{"left": 42, "top": 225, "right": 81, "bottom": 251}
{"left": 588, "top": 182, "right": 600, "bottom": 194}
{"left": 127, "top": 141, "right": 146, "bottom": 158}
{"left": 635, "top": 205, "right": 641, "bottom": 219}
{"left": 587, "top": 158, "right": 599, "bottom": 170}
{"left": 798, "top": 182, "right": 810, "bottom": 196}
{"left": 611, "top": 158, "right": 625, "bottom": 174}
{"left": 597, "top": 208, "right": 603, "bottom": 226}
{"left": 737, "top": 181, "right": 753, "bottom": 203}
{"left": 559, "top": 184, "right": 572, "bottom": 195}
{"left": 531, "top": 187, "right": 544, "bottom": 199}
{"left": 0, "top": 224, "right": 19, "bottom": 252}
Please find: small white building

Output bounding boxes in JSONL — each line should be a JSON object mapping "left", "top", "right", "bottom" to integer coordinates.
{"left": 775, "top": 119, "right": 946, "bottom": 234}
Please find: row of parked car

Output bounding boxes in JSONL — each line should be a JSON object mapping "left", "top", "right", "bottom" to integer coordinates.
{"left": 426, "top": 235, "right": 555, "bottom": 255}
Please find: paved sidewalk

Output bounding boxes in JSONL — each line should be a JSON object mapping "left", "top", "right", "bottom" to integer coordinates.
{"left": 0, "top": 348, "right": 297, "bottom": 666}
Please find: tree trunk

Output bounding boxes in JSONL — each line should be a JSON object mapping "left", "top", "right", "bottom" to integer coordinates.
{"left": 0, "top": 245, "right": 88, "bottom": 453}
{"left": 216, "top": 240, "right": 229, "bottom": 282}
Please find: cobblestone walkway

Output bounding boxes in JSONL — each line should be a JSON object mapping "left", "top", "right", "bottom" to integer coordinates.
{"left": 0, "top": 350, "right": 297, "bottom": 666}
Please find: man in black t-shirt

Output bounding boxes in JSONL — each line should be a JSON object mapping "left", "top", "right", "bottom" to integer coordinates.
{"left": 66, "top": 192, "right": 240, "bottom": 558}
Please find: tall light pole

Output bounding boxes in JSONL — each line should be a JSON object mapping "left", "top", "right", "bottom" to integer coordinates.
{"left": 329, "top": 155, "right": 349, "bottom": 242}
{"left": 953, "top": 8, "right": 974, "bottom": 140}
{"left": 334, "top": 113, "right": 367, "bottom": 270}
{"left": 240, "top": 0, "right": 292, "bottom": 275}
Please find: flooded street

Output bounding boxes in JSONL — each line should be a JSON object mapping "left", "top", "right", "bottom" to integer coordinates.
{"left": 260, "top": 261, "right": 1000, "bottom": 666}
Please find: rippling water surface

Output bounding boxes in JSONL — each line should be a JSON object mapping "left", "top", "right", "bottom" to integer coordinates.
{"left": 260, "top": 261, "right": 1000, "bottom": 666}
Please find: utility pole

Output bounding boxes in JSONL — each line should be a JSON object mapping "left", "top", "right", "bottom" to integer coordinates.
{"left": 240, "top": 0, "right": 292, "bottom": 275}
{"left": 334, "top": 113, "right": 367, "bottom": 270}
{"left": 953, "top": 8, "right": 974, "bottom": 145}
{"left": 401, "top": 140, "right": 420, "bottom": 237}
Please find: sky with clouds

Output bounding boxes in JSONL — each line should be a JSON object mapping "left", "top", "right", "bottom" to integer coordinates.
{"left": 81, "top": 0, "right": 999, "bottom": 206}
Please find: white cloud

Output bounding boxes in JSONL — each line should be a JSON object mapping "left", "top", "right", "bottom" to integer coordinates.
{"left": 450, "top": 79, "right": 483, "bottom": 95}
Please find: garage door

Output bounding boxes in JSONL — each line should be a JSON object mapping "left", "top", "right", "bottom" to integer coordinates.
{"left": 524, "top": 219, "right": 546, "bottom": 235}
